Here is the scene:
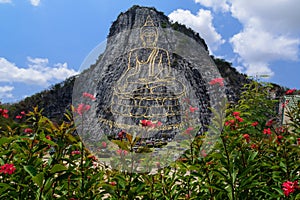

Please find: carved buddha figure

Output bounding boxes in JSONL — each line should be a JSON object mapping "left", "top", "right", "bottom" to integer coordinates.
{"left": 111, "top": 16, "right": 186, "bottom": 130}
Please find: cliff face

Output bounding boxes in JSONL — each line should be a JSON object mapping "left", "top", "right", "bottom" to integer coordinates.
{"left": 71, "top": 5, "right": 224, "bottom": 142}
{"left": 9, "top": 5, "right": 253, "bottom": 122}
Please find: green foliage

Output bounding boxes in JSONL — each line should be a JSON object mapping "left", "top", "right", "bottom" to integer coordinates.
{"left": 0, "top": 82, "right": 299, "bottom": 199}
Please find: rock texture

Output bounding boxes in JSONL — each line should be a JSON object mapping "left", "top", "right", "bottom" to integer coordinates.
{"left": 71, "top": 5, "right": 229, "bottom": 141}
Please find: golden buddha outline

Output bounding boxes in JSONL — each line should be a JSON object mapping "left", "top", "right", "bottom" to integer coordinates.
{"left": 109, "top": 15, "right": 186, "bottom": 131}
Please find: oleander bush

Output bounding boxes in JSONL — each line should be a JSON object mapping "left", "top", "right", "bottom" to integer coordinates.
{"left": 0, "top": 81, "right": 299, "bottom": 200}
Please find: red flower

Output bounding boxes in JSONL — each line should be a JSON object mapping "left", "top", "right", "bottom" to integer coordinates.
{"left": 189, "top": 106, "right": 198, "bottom": 113}
{"left": 76, "top": 103, "right": 91, "bottom": 115}
{"left": 20, "top": 111, "right": 26, "bottom": 115}
{"left": 24, "top": 128, "right": 33, "bottom": 133}
{"left": 277, "top": 135, "right": 283, "bottom": 140}
{"left": 297, "top": 138, "right": 300, "bottom": 145}
{"left": 102, "top": 142, "right": 107, "bottom": 148}
{"left": 71, "top": 150, "right": 81, "bottom": 155}
{"left": 225, "top": 119, "right": 235, "bottom": 126}
{"left": 243, "top": 134, "right": 250, "bottom": 143}
{"left": 118, "top": 130, "right": 125, "bottom": 139}
{"left": 0, "top": 163, "right": 16, "bottom": 175}
{"left": 45, "top": 135, "right": 51, "bottom": 140}
{"left": 185, "top": 127, "right": 194, "bottom": 134}
{"left": 116, "top": 149, "right": 128, "bottom": 156}
{"left": 109, "top": 181, "right": 117, "bottom": 186}
{"left": 156, "top": 121, "right": 162, "bottom": 127}
{"left": 250, "top": 144, "right": 258, "bottom": 149}
{"left": 286, "top": 89, "right": 296, "bottom": 95}
{"left": 201, "top": 150, "right": 207, "bottom": 157}
{"left": 15, "top": 115, "right": 22, "bottom": 119}
{"left": 266, "top": 119, "right": 273, "bottom": 127}
{"left": 0, "top": 108, "right": 9, "bottom": 118}
{"left": 276, "top": 135, "right": 284, "bottom": 144}
{"left": 282, "top": 180, "right": 299, "bottom": 196}
{"left": 276, "top": 126, "right": 286, "bottom": 133}
{"left": 263, "top": 128, "right": 272, "bottom": 135}
{"left": 235, "top": 116, "right": 244, "bottom": 122}
{"left": 185, "top": 194, "right": 190, "bottom": 199}
{"left": 82, "top": 92, "right": 96, "bottom": 100}
{"left": 206, "top": 161, "right": 213, "bottom": 166}
{"left": 141, "top": 119, "right": 153, "bottom": 127}
{"left": 232, "top": 111, "right": 240, "bottom": 117}
{"left": 209, "top": 77, "right": 224, "bottom": 86}
{"left": 251, "top": 121, "right": 259, "bottom": 127}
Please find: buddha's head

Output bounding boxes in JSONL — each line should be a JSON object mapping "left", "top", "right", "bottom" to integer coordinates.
{"left": 140, "top": 16, "right": 158, "bottom": 47}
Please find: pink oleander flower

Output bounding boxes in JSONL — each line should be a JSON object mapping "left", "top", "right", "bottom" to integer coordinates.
{"left": 76, "top": 103, "right": 91, "bottom": 115}
{"left": 286, "top": 88, "right": 296, "bottom": 95}
{"left": 282, "top": 180, "right": 299, "bottom": 196}
{"left": 109, "top": 181, "right": 117, "bottom": 186}
{"left": 200, "top": 150, "right": 207, "bottom": 157}
{"left": 141, "top": 119, "right": 153, "bottom": 127}
{"left": 45, "top": 135, "right": 51, "bottom": 140}
{"left": 82, "top": 92, "right": 96, "bottom": 100}
{"left": 209, "top": 77, "right": 224, "bottom": 86}
{"left": 276, "top": 135, "right": 284, "bottom": 145}
{"left": 243, "top": 134, "right": 250, "bottom": 143}
{"left": 266, "top": 119, "right": 273, "bottom": 127}
{"left": 250, "top": 144, "right": 258, "bottom": 149}
{"left": 0, "top": 108, "right": 9, "bottom": 118}
{"left": 116, "top": 149, "right": 128, "bottom": 156}
{"left": 225, "top": 119, "right": 235, "bottom": 126}
{"left": 251, "top": 121, "right": 259, "bottom": 127}
{"left": 24, "top": 128, "right": 33, "bottom": 133}
{"left": 71, "top": 150, "right": 81, "bottom": 155}
{"left": 118, "top": 130, "right": 125, "bottom": 139}
{"left": 102, "top": 142, "right": 107, "bottom": 148}
{"left": 189, "top": 106, "right": 198, "bottom": 113}
{"left": 156, "top": 121, "right": 162, "bottom": 127}
{"left": 232, "top": 111, "right": 240, "bottom": 117}
{"left": 185, "top": 127, "right": 194, "bottom": 134}
{"left": 20, "top": 111, "right": 26, "bottom": 115}
{"left": 263, "top": 128, "right": 272, "bottom": 135}
{"left": 15, "top": 115, "right": 22, "bottom": 119}
{"left": 235, "top": 116, "right": 244, "bottom": 122}
{"left": 0, "top": 163, "right": 16, "bottom": 175}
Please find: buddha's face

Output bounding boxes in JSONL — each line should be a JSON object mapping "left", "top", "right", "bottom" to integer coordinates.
{"left": 141, "top": 29, "right": 158, "bottom": 47}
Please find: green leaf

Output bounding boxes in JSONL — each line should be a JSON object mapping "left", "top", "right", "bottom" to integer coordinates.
{"left": 41, "top": 138, "right": 57, "bottom": 146}
{"left": 24, "top": 165, "right": 37, "bottom": 177}
{"left": 0, "top": 183, "right": 16, "bottom": 194}
{"left": 0, "top": 137, "right": 14, "bottom": 146}
{"left": 66, "top": 134, "right": 78, "bottom": 143}
{"left": 32, "top": 172, "right": 44, "bottom": 187}
{"left": 50, "top": 164, "right": 67, "bottom": 174}
{"left": 111, "top": 140, "right": 130, "bottom": 151}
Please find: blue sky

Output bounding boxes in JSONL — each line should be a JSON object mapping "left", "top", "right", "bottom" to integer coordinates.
{"left": 0, "top": 0, "right": 299, "bottom": 103}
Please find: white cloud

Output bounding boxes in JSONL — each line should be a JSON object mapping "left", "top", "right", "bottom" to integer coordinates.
{"left": 0, "top": 0, "right": 11, "bottom": 3}
{"left": 168, "top": 9, "right": 225, "bottom": 53}
{"left": 230, "top": 27, "right": 300, "bottom": 76}
{"left": 0, "top": 57, "right": 78, "bottom": 86}
{"left": 194, "top": 0, "right": 229, "bottom": 12}
{"left": 194, "top": 0, "right": 300, "bottom": 77}
{"left": 0, "top": 86, "right": 14, "bottom": 99}
{"left": 29, "top": 0, "right": 40, "bottom": 6}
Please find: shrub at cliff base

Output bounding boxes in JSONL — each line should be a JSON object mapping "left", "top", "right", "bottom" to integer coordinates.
{"left": 0, "top": 81, "right": 299, "bottom": 199}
